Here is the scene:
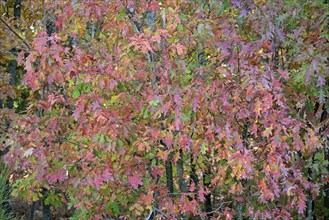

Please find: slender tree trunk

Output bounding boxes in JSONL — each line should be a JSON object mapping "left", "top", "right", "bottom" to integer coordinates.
{"left": 177, "top": 149, "right": 187, "bottom": 193}
{"left": 6, "top": 60, "right": 17, "bottom": 109}
{"left": 14, "top": 0, "right": 21, "bottom": 20}
{"left": 165, "top": 152, "right": 174, "bottom": 195}
{"left": 177, "top": 149, "right": 188, "bottom": 220}
{"left": 322, "top": 104, "right": 329, "bottom": 216}
{"left": 29, "top": 202, "right": 35, "bottom": 220}
{"left": 323, "top": 137, "right": 329, "bottom": 217}
{"left": 306, "top": 195, "right": 313, "bottom": 220}
{"left": 237, "top": 203, "right": 243, "bottom": 220}
{"left": 203, "top": 169, "right": 212, "bottom": 219}
{"left": 190, "top": 156, "right": 198, "bottom": 187}
{"left": 43, "top": 201, "right": 51, "bottom": 220}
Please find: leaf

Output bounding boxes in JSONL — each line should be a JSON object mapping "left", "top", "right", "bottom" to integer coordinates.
{"left": 128, "top": 173, "right": 143, "bottom": 189}
{"left": 112, "top": 201, "right": 119, "bottom": 216}
{"left": 23, "top": 148, "right": 34, "bottom": 158}
{"left": 33, "top": 32, "right": 48, "bottom": 54}
{"left": 148, "top": 1, "right": 159, "bottom": 11}
{"left": 297, "top": 198, "right": 306, "bottom": 214}
{"left": 278, "top": 69, "right": 289, "bottom": 78}
{"left": 246, "top": 85, "right": 254, "bottom": 101}
{"left": 182, "top": 109, "right": 192, "bottom": 122}
{"left": 176, "top": 43, "right": 186, "bottom": 56}
{"left": 149, "top": 99, "right": 160, "bottom": 107}
{"left": 201, "top": 142, "right": 207, "bottom": 155}
{"left": 72, "top": 86, "right": 80, "bottom": 98}
{"left": 262, "top": 126, "right": 273, "bottom": 138}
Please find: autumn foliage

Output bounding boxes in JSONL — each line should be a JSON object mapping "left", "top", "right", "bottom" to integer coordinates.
{"left": 0, "top": 0, "right": 328, "bottom": 219}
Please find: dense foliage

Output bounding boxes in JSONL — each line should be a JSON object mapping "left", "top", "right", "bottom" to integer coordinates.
{"left": 1, "top": 0, "right": 328, "bottom": 219}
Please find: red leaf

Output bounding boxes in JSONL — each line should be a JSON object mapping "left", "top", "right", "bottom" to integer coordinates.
{"left": 151, "top": 167, "right": 163, "bottom": 178}
{"left": 176, "top": 43, "right": 186, "bottom": 56}
{"left": 73, "top": 100, "right": 85, "bottom": 121}
{"left": 278, "top": 69, "right": 289, "bottom": 78}
{"left": 33, "top": 31, "right": 48, "bottom": 54}
{"left": 189, "top": 182, "right": 195, "bottom": 192}
{"left": 148, "top": 1, "right": 160, "bottom": 11}
{"left": 93, "top": 177, "right": 103, "bottom": 190}
{"left": 297, "top": 198, "right": 306, "bottom": 214}
{"left": 128, "top": 173, "right": 143, "bottom": 189}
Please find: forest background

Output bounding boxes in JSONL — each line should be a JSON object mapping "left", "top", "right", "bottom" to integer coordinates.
{"left": 0, "top": 0, "right": 328, "bottom": 219}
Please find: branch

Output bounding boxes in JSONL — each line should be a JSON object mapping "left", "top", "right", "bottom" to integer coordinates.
{"left": 0, "top": 16, "right": 31, "bottom": 50}
{"left": 0, "top": 51, "right": 19, "bottom": 56}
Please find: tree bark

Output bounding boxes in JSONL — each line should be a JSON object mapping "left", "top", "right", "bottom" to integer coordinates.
{"left": 6, "top": 60, "right": 17, "bottom": 109}
{"left": 14, "top": 0, "right": 21, "bottom": 20}
{"left": 165, "top": 152, "right": 174, "bottom": 195}
{"left": 203, "top": 169, "right": 212, "bottom": 219}
{"left": 190, "top": 156, "right": 198, "bottom": 188}
{"left": 43, "top": 201, "right": 52, "bottom": 220}
{"left": 323, "top": 106, "right": 329, "bottom": 216}
{"left": 177, "top": 149, "right": 188, "bottom": 220}
{"left": 306, "top": 195, "right": 313, "bottom": 220}
{"left": 177, "top": 149, "right": 187, "bottom": 193}
{"left": 29, "top": 202, "right": 35, "bottom": 220}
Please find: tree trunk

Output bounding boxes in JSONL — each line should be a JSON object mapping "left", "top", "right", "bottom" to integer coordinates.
{"left": 237, "top": 203, "right": 243, "bottom": 220}
{"left": 29, "top": 202, "right": 35, "bottom": 220}
{"left": 190, "top": 156, "right": 198, "bottom": 188}
{"left": 6, "top": 60, "right": 17, "bottom": 109}
{"left": 306, "top": 195, "right": 313, "bottom": 220}
{"left": 14, "top": 0, "right": 21, "bottom": 20}
{"left": 165, "top": 152, "right": 174, "bottom": 195}
{"left": 203, "top": 166, "right": 212, "bottom": 219}
{"left": 43, "top": 201, "right": 52, "bottom": 220}
{"left": 177, "top": 149, "right": 188, "bottom": 220}
{"left": 323, "top": 107, "right": 329, "bottom": 216}
{"left": 177, "top": 149, "right": 187, "bottom": 193}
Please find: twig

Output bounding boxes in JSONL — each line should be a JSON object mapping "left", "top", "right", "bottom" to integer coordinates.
{"left": 145, "top": 209, "right": 153, "bottom": 220}
{"left": 0, "top": 16, "right": 31, "bottom": 50}
{"left": 0, "top": 51, "right": 19, "bottom": 56}
{"left": 205, "top": 201, "right": 232, "bottom": 215}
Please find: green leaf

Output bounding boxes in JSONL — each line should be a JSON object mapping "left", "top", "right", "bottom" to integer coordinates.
{"left": 149, "top": 99, "right": 160, "bottom": 107}
{"left": 201, "top": 142, "right": 207, "bottom": 155}
{"left": 314, "top": 152, "right": 323, "bottom": 161}
{"left": 112, "top": 201, "right": 119, "bottom": 215}
{"left": 182, "top": 109, "right": 192, "bottom": 122}
{"left": 117, "top": 7, "right": 125, "bottom": 21}
{"left": 72, "top": 86, "right": 80, "bottom": 98}
{"left": 44, "top": 191, "right": 62, "bottom": 207}
{"left": 220, "top": 159, "right": 227, "bottom": 166}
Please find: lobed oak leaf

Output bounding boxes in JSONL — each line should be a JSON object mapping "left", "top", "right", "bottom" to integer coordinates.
{"left": 163, "top": 132, "right": 173, "bottom": 147}
{"left": 189, "top": 182, "right": 195, "bottom": 192}
{"left": 297, "top": 198, "right": 306, "bottom": 214}
{"left": 128, "top": 173, "right": 143, "bottom": 189}
{"left": 102, "top": 169, "right": 113, "bottom": 181}
{"left": 33, "top": 32, "right": 48, "bottom": 54}
{"left": 141, "top": 191, "right": 153, "bottom": 206}
{"left": 148, "top": 1, "right": 160, "bottom": 11}
{"left": 156, "top": 150, "right": 170, "bottom": 161}
{"left": 84, "top": 151, "right": 94, "bottom": 161}
{"left": 262, "top": 126, "right": 273, "bottom": 138}
{"left": 224, "top": 208, "right": 233, "bottom": 220}
{"left": 278, "top": 69, "right": 289, "bottom": 78}
{"left": 73, "top": 100, "right": 85, "bottom": 121}
{"left": 23, "top": 148, "right": 34, "bottom": 158}
{"left": 151, "top": 167, "right": 163, "bottom": 178}
{"left": 176, "top": 43, "right": 186, "bottom": 56}
{"left": 245, "top": 85, "right": 254, "bottom": 101}
{"left": 93, "top": 177, "right": 103, "bottom": 190}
